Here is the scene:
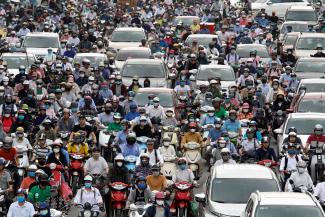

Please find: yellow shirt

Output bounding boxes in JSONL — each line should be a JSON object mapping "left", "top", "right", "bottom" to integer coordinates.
{"left": 147, "top": 175, "right": 167, "bottom": 191}
{"left": 67, "top": 143, "right": 89, "bottom": 155}
{"left": 191, "top": 24, "right": 200, "bottom": 33}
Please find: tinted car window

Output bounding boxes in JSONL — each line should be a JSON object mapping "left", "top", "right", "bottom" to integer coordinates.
{"left": 285, "top": 11, "right": 317, "bottom": 22}
{"left": 134, "top": 92, "right": 173, "bottom": 107}
{"left": 296, "top": 37, "right": 325, "bottom": 49}
{"left": 111, "top": 31, "right": 145, "bottom": 42}
{"left": 298, "top": 99, "right": 325, "bottom": 113}
{"left": 23, "top": 36, "right": 59, "bottom": 48}
{"left": 122, "top": 63, "right": 165, "bottom": 78}
{"left": 237, "top": 46, "right": 270, "bottom": 58}
{"left": 197, "top": 68, "right": 235, "bottom": 81}
{"left": 116, "top": 50, "right": 151, "bottom": 61}
{"left": 295, "top": 60, "right": 325, "bottom": 72}
{"left": 285, "top": 118, "right": 325, "bottom": 134}
{"left": 255, "top": 205, "right": 323, "bottom": 217}
{"left": 299, "top": 83, "right": 325, "bottom": 92}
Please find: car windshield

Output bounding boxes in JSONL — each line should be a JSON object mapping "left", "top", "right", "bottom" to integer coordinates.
{"left": 74, "top": 56, "right": 107, "bottom": 67}
{"left": 296, "top": 37, "right": 325, "bottom": 50}
{"left": 197, "top": 68, "right": 235, "bottom": 81}
{"left": 185, "top": 36, "right": 217, "bottom": 48}
{"left": 280, "top": 23, "right": 309, "bottom": 34}
{"left": 285, "top": 118, "right": 325, "bottom": 134}
{"left": 173, "top": 17, "right": 200, "bottom": 26}
{"left": 237, "top": 46, "right": 269, "bottom": 58}
{"left": 111, "top": 31, "right": 145, "bottom": 42}
{"left": 134, "top": 92, "right": 173, "bottom": 107}
{"left": 116, "top": 50, "right": 151, "bottom": 61}
{"left": 285, "top": 11, "right": 317, "bottom": 22}
{"left": 122, "top": 63, "right": 164, "bottom": 78}
{"left": 295, "top": 61, "right": 325, "bottom": 72}
{"left": 284, "top": 35, "right": 298, "bottom": 46}
{"left": 298, "top": 99, "right": 325, "bottom": 113}
{"left": 211, "top": 178, "right": 279, "bottom": 203}
{"left": 299, "top": 83, "right": 325, "bottom": 92}
{"left": 255, "top": 0, "right": 268, "bottom": 3}
{"left": 2, "top": 56, "right": 35, "bottom": 68}
{"left": 255, "top": 205, "right": 323, "bottom": 217}
{"left": 23, "top": 36, "right": 59, "bottom": 48}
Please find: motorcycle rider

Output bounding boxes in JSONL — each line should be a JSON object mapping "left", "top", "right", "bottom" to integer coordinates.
{"left": 147, "top": 97, "right": 166, "bottom": 120}
{"left": 36, "top": 202, "right": 51, "bottom": 217}
{"left": 146, "top": 165, "right": 167, "bottom": 192}
{"left": 181, "top": 122, "right": 203, "bottom": 149}
{"left": 7, "top": 189, "right": 35, "bottom": 217}
{"left": 108, "top": 154, "right": 130, "bottom": 184}
{"left": 172, "top": 158, "right": 197, "bottom": 185}
{"left": 207, "top": 119, "right": 223, "bottom": 145}
{"left": 0, "top": 136, "right": 18, "bottom": 164}
{"left": 240, "top": 128, "right": 260, "bottom": 161}
{"left": 314, "top": 172, "right": 325, "bottom": 206}
{"left": 12, "top": 127, "right": 32, "bottom": 168}
{"left": 238, "top": 103, "right": 254, "bottom": 120}
{"left": 305, "top": 124, "right": 325, "bottom": 154}
{"left": 137, "top": 138, "right": 163, "bottom": 166}
{"left": 20, "top": 164, "right": 37, "bottom": 190}
{"left": 67, "top": 132, "right": 89, "bottom": 156}
{"left": 121, "top": 132, "right": 140, "bottom": 158}
{"left": 74, "top": 175, "right": 104, "bottom": 213}
{"left": 285, "top": 161, "right": 314, "bottom": 192}
{"left": 143, "top": 191, "right": 172, "bottom": 217}
{"left": 133, "top": 116, "right": 153, "bottom": 138}
{"left": 159, "top": 137, "right": 177, "bottom": 158}
{"left": 35, "top": 119, "right": 56, "bottom": 143}
{"left": 161, "top": 108, "right": 178, "bottom": 127}
{"left": 222, "top": 110, "right": 242, "bottom": 137}
{"left": 84, "top": 147, "right": 109, "bottom": 176}
{"left": 71, "top": 115, "right": 97, "bottom": 145}
{"left": 280, "top": 143, "right": 302, "bottom": 185}
{"left": 255, "top": 137, "right": 277, "bottom": 161}
{"left": 244, "top": 121, "right": 263, "bottom": 141}
{"left": 214, "top": 148, "right": 236, "bottom": 166}
{"left": 0, "top": 157, "right": 13, "bottom": 209}
{"left": 200, "top": 107, "right": 218, "bottom": 126}
{"left": 28, "top": 173, "right": 51, "bottom": 203}
{"left": 126, "top": 176, "right": 153, "bottom": 209}
{"left": 311, "top": 45, "right": 325, "bottom": 57}
{"left": 135, "top": 153, "right": 152, "bottom": 177}
{"left": 107, "top": 112, "right": 123, "bottom": 132}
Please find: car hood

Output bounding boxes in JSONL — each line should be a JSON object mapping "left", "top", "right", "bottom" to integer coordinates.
{"left": 295, "top": 49, "right": 316, "bottom": 58}
{"left": 122, "top": 77, "right": 167, "bottom": 88}
{"left": 114, "top": 60, "right": 125, "bottom": 70}
{"left": 251, "top": 2, "right": 265, "bottom": 10}
{"left": 296, "top": 71, "right": 325, "bottom": 79}
{"left": 26, "top": 48, "right": 58, "bottom": 57}
{"left": 209, "top": 201, "right": 245, "bottom": 217}
{"left": 109, "top": 42, "right": 141, "bottom": 51}
{"left": 240, "top": 57, "right": 269, "bottom": 64}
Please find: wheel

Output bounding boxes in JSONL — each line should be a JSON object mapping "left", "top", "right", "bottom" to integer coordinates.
{"left": 114, "top": 209, "right": 123, "bottom": 217}
{"left": 316, "top": 164, "right": 325, "bottom": 183}
{"left": 71, "top": 175, "right": 79, "bottom": 195}
{"left": 178, "top": 207, "right": 187, "bottom": 217}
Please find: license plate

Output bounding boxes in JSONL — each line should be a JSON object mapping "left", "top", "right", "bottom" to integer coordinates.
{"left": 316, "top": 149, "right": 323, "bottom": 154}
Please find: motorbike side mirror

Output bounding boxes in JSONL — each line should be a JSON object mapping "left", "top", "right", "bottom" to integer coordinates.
{"left": 195, "top": 193, "right": 206, "bottom": 204}
{"left": 130, "top": 204, "right": 137, "bottom": 211}
{"left": 299, "top": 86, "right": 306, "bottom": 93}
{"left": 273, "top": 128, "right": 283, "bottom": 134}
{"left": 289, "top": 179, "right": 294, "bottom": 185}
{"left": 267, "top": 1, "right": 273, "bottom": 5}
{"left": 286, "top": 108, "right": 294, "bottom": 113}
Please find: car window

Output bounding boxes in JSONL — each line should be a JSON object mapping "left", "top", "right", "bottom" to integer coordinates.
{"left": 280, "top": 23, "right": 308, "bottom": 34}
{"left": 134, "top": 92, "right": 173, "bottom": 107}
{"left": 185, "top": 36, "right": 219, "bottom": 48}
{"left": 298, "top": 99, "right": 325, "bottom": 113}
{"left": 74, "top": 56, "right": 107, "bottom": 67}
{"left": 111, "top": 31, "right": 145, "bottom": 42}
{"left": 197, "top": 68, "right": 235, "bottom": 81}
{"left": 255, "top": 205, "right": 323, "bottom": 217}
{"left": 285, "top": 118, "right": 325, "bottom": 134}
{"left": 285, "top": 11, "right": 317, "bottom": 22}
{"left": 295, "top": 60, "right": 325, "bottom": 72}
{"left": 284, "top": 35, "right": 298, "bottom": 46}
{"left": 122, "top": 63, "right": 165, "bottom": 78}
{"left": 2, "top": 56, "right": 35, "bottom": 68}
{"left": 296, "top": 37, "right": 325, "bottom": 50}
{"left": 116, "top": 50, "right": 151, "bottom": 61}
{"left": 299, "top": 83, "right": 325, "bottom": 92}
{"left": 237, "top": 46, "right": 270, "bottom": 58}
{"left": 23, "top": 36, "right": 59, "bottom": 48}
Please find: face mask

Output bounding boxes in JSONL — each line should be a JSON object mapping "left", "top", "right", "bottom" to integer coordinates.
{"left": 117, "top": 162, "right": 123, "bottom": 167}
{"left": 215, "top": 124, "right": 221, "bottom": 128}
{"left": 315, "top": 130, "right": 323, "bottom": 136}
{"left": 287, "top": 149, "right": 296, "bottom": 155}
{"left": 208, "top": 112, "right": 214, "bottom": 117}
{"left": 206, "top": 97, "right": 212, "bottom": 101}
{"left": 18, "top": 115, "right": 24, "bottom": 121}
{"left": 229, "top": 115, "right": 236, "bottom": 121}
{"left": 153, "top": 171, "right": 160, "bottom": 176}
{"left": 4, "top": 114, "right": 10, "bottom": 118}
{"left": 163, "top": 142, "right": 170, "bottom": 146}
{"left": 28, "top": 171, "right": 35, "bottom": 177}
{"left": 53, "top": 148, "right": 60, "bottom": 153}
{"left": 80, "top": 74, "right": 85, "bottom": 78}
{"left": 105, "top": 109, "right": 111, "bottom": 114}
{"left": 190, "top": 129, "right": 196, "bottom": 133}
{"left": 17, "top": 133, "right": 24, "bottom": 138}
{"left": 219, "top": 143, "right": 226, "bottom": 148}
{"left": 17, "top": 196, "right": 25, "bottom": 203}
{"left": 3, "top": 81, "right": 8, "bottom": 86}
{"left": 297, "top": 167, "right": 305, "bottom": 174}
{"left": 273, "top": 85, "right": 278, "bottom": 89}
{"left": 243, "top": 109, "right": 249, "bottom": 113}
{"left": 85, "top": 183, "right": 92, "bottom": 188}
{"left": 156, "top": 200, "right": 164, "bottom": 206}
{"left": 154, "top": 103, "right": 159, "bottom": 107}
{"left": 222, "top": 154, "right": 230, "bottom": 161}
{"left": 137, "top": 183, "right": 146, "bottom": 190}
{"left": 40, "top": 210, "right": 48, "bottom": 216}
{"left": 179, "top": 164, "right": 186, "bottom": 170}
{"left": 141, "top": 160, "right": 148, "bottom": 166}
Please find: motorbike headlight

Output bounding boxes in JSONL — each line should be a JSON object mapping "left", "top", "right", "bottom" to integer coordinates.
{"left": 84, "top": 211, "right": 91, "bottom": 217}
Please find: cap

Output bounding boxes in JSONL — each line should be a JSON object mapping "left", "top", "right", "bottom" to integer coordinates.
{"left": 84, "top": 175, "right": 93, "bottom": 182}
{"left": 23, "top": 80, "right": 30, "bottom": 85}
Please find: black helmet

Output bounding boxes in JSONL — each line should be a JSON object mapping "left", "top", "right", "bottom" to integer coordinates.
{"left": 288, "top": 127, "right": 297, "bottom": 133}
{"left": 261, "top": 137, "right": 269, "bottom": 143}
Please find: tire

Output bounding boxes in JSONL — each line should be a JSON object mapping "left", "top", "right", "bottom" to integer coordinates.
{"left": 71, "top": 175, "right": 79, "bottom": 195}
{"left": 115, "top": 209, "right": 123, "bottom": 217}
{"left": 178, "top": 207, "right": 187, "bottom": 217}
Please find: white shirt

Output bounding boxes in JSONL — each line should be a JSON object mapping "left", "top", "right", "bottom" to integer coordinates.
{"left": 214, "top": 159, "right": 236, "bottom": 166}
{"left": 136, "top": 149, "right": 164, "bottom": 166}
{"left": 7, "top": 201, "right": 35, "bottom": 217}
{"left": 147, "top": 105, "right": 166, "bottom": 119}
{"left": 74, "top": 187, "right": 103, "bottom": 211}
{"left": 315, "top": 182, "right": 325, "bottom": 202}
{"left": 84, "top": 157, "right": 108, "bottom": 175}
{"left": 280, "top": 155, "right": 301, "bottom": 171}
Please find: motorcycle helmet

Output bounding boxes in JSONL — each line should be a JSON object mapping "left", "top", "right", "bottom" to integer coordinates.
{"left": 136, "top": 176, "right": 147, "bottom": 190}
{"left": 242, "top": 103, "right": 250, "bottom": 109}
{"left": 126, "top": 132, "right": 136, "bottom": 145}
{"left": 314, "top": 124, "right": 323, "bottom": 134}
{"left": 0, "top": 157, "right": 6, "bottom": 166}
{"left": 218, "top": 137, "right": 227, "bottom": 148}
{"left": 288, "top": 127, "right": 297, "bottom": 133}
{"left": 177, "top": 157, "right": 187, "bottom": 165}
{"left": 3, "top": 136, "right": 13, "bottom": 149}
{"left": 261, "top": 137, "right": 269, "bottom": 144}
{"left": 84, "top": 175, "right": 93, "bottom": 182}
{"left": 220, "top": 148, "right": 230, "bottom": 154}
{"left": 114, "top": 154, "right": 124, "bottom": 167}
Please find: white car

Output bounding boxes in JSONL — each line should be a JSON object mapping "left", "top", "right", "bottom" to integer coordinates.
{"left": 274, "top": 113, "right": 325, "bottom": 153}
{"left": 0, "top": 52, "right": 36, "bottom": 77}
{"left": 294, "top": 33, "right": 325, "bottom": 58}
{"left": 73, "top": 53, "right": 108, "bottom": 68}
{"left": 195, "top": 164, "right": 281, "bottom": 217}
{"left": 241, "top": 192, "right": 325, "bottom": 217}
{"left": 284, "top": 6, "right": 318, "bottom": 25}
{"left": 22, "top": 32, "right": 60, "bottom": 59}
{"left": 185, "top": 34, "right": 222, "bottom": 48}
{"left": 114, "top": 47, "right": 151, "bottom": 70}
{"left": 295, "top": 79, "right": 325, "bottom": 94}
{"left": 109, "top": 27, "right": 146, "bottom": 51}
{"left": 251, "top": 0, "right": 309, "bottom": 18}
{"left": 278, "top": 21, "right": 308, "bottom": 42}
{"left": 237, "top": 44, "right": 270, "bottom": 65}
{"left": 195, "top": 65, "right": 236, "bottom": 93}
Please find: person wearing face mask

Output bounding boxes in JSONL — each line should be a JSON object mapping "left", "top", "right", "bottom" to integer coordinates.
{"left": 36, "top": 202, "right": 52, "bottom": 217}
{"left": 280, "top": 143, "right": 301, "bottom": 184}
{"left": 75, "top": 70, "right": 89, "bottom": 87}
{"left": 128, "top": 76, "right": 142, "bottom": 92}
{"left": 121, "top": 132, "right": 140, "bottom": 158}
{"left": 257, "top": 74, "right": 271, "bottom": 97}
{"left": 305, "top": 124, "right": 325, "bottom": 154}
{"left": 174, "top": 79, "right": 191, "bottom": 98}
{"left": 20, "top": 164, "right": 37, "bottom": 190}
{"left": 136, "top": 138, "right": 164, "bottom": 166}
{"left": 237, "top": 68, "right": 254, "bottom": 89}
{"left": 239, "top": 128, "right": 260, "bottom": 161}
{"left": 159, "top": 136, "right": 177, "bottom": 157}
{"left": 35, "top": 119, "right": 56, "bottom": 143}
{"left": 123, "top": 91, "right": 137, "bottom": 114}
{"left": 161, "top": 108, "right": 178, "bottom": 127}
{"left": 238, "top": 103, "right": 254, "bottom": 120}
{"left": 147, "top": 97, "right": 166, "bottom": 120}
{"left": 144, "top": 191, "right": 172, "bottom": 217}
{"left": 226, "top": 46, "right": 240, "bottom": 66}
{"left": 193, "top": 84, "right": 209, "bottom": 106}
{"left": 172, "top": 158, "right": 196, "bottom": 185}
{"left": 98, "top": 82, "right": 113, "bottom": 100}
{"left": 181, "top": 122, "right": 203, "bottom": 149}
{"left": 74, "top": 175, "right": 104, "bottom": 213}
{"left": 12, "top": 126, "right": 32, "bottom": 165}
{"left": 266, "top": 79, "right": 282, "bottom": 103}
{"left": 97, "top": 103, "right": 114, "bottom": 126}
{"left": 81, "top": 75, "right": 95, "bottom": 94}
{"left": 285, "top": 161, "right": 314, "bottom": 192}
{"left": 111, "top": 75, "right": 128, "bottom": 98}
{"left": 62, "top": 83, "right": 77, "bottom": 103}
{"left": 223, "top": 109, "right": 242, "bottom": 137}
{"left": 271, "top": 92, "right": 289, "bottom": 112}
{"left": 7, "top": 189, "right": 35, "bottom": 217}
{"left": 215, "top": 148, "right": 236, "bottom": 166}
{"left": 106, "top": 112, "right": 123, "bottom": 133}
{"left": 255, "top": 137, "right": 277, "bottom": 161}
{"left": 200, "top": 107, "right": 218, "bottom": 126}
{"left": 125, "top": 104, "right": 140, "bottom": 121}
{"left": 201, "top": 92, "right": 213, "bottom": 107}
{"left": 84, "top": 148, "right": 109, "bottom": 176}
{"left": 46, "top": 141, "right": 69, "bottom": 170}
{"left": 279, "top": 66, "right": 293, "bottom": 88}
{"left": 1, "top": 76, "right": 13, "bottom": 96}
{"left": 311, "top": 45, "right": 325, "bottom": 57}
{"left": 28, "top": 173, "right": 51, "bottom": 203}
{"left": 208, "top": 79, "right": 222, "bottom": 99}
{"left": 146, "top": 165, "right": 167, "bottom": 192}
{"left": 126, "top": 176, "right": 153, "bottom": 210}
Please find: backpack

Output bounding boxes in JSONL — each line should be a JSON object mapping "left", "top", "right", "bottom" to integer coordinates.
{"left": 284, "top": 155, "right": 299, "bottom": 171}
{"left": 145, "top": 149, "right": 158, "bottom": 164}
{"left": 80, "top": 187, "right": 96, "bottom": 203}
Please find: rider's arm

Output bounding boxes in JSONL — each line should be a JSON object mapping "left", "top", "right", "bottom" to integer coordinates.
{"left": 126, "top": 189, "right": 136, "bottom": 209}
{"left": 90, "top": 131, "right": 97, "bottom": 144}
{"left": 73, "top": 189, "right": 82, "bottom": 205}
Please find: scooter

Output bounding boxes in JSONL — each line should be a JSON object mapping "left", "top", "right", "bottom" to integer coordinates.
{"left": 170, "top": 181, "right": 193, "bottom": 217}
{"left": 77, "top": 203, "right": 102, "bottom": 217}
{"left": 124, "top": 155, "right": 137, "bottom": 180}
{"left": 161, "top": 126, "right": 180, "bottom": 149}
{"left": 99, "top": 129, "right": 118, "bottom": 161}
{"left": 201, "top": 124, "right": 214, "bottom": 140}
{"left": 160, "top": 154, "right": 177, "bottom": 183}
{"left": 33, "top": 208, "right": 64, "bottom": 217}
{"left": 129, "top": 202, "right": 152, "bottom": 217}
{"left": 310, "top": 141, "right": 325, "bottom": 183}
{"left": 137, "top": 136, "right": 149, "bottom": 152}
{"left": 110, "top": 182, "right": 128, "bottom": 217}
{"left": 69, "top": 154, "right": 84, "bottom": 195}
{"left": 92, "top": 174, "right": 109, "bottom": 197}
{"left": 288, "top": 179, "right": 313, "bottom": 193}
{"left": 183, "top": 142, "right": 201, "bottom": 180}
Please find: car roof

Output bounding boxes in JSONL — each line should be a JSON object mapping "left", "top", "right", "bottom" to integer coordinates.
{"left": 187, "top": 34, "right": 218, "bottom": 38}
{"left": 288, "top": 5, "right": 315, "bottom": 11}
{"left": 175, "top": 16, "right": 200, "bottom": 19}
{"left": 300, "top": 92, "right": 325, "bottom": 99}
{"left": 289, "top": 112, "right": 325, "bottom": 119}
{"left": 282, "top": 21, "right": 309, "bottom": 25}
{"left": 1, "top": 52, "right": 34, "bottom": 57}
{"left": 258, "top": 192, "right": 316, "bottom": 206}
{"left": 113, "top": 27, "right": 144, "bottom": 32}
{"left": 118, "top": 47, "right": 151, "bottom": 52}
{"left": 136, "top": 88, "right": 173, "bottom": 93}
{"left": 299, "top": 32, "right": 325, "bottom": 38}
{"left": 74, "top": 53, "right": 106, "bottom": 57}
{"left": 237, "top": 44, "right": 266, "bottom": 49}
{"left": 300, "top": 78, "right": 325, "bottom": 84}
{"left": 25, "top": 32, "right": 59, "bottom": 37}
{"left": 124, "top": 58, "right": 163, "bottom": 64}
{"left": 199, "top": 64, "right": 233, "bottom": 70}
{"left": 297, "top": 57, "right": 325, "bottom": 62}
{"left": 212, "top": 164, "right": 275, "bottom": 179}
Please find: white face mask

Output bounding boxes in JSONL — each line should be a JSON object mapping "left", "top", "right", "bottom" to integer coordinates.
{"left": 190, "top": 129, "right": 196, "bottom": 133}
{"left": 117, "top": 162, "right": 123, "bottom": 167}
{"left": 156, "top": 200, "right": 164, "bottom": 206}
{"left": 297, "top": 167, "right": 305, "bottom": 174}
{"left": 219, "top": 143, "right": 226, "bottom": 148}
{"left": 3, "top": 82, "right": 8, "bottom": 85}
{"left": 163, "top": 142, "right": 170, "bottom": 147}
{"left": 53, "top": 148, "right": 60, "bottom": 153}
{"left": 215, "top": 124, "right": 221, "bottom": 128}
{"left": 208, "top": 112, "right": 214, "bottom": 117}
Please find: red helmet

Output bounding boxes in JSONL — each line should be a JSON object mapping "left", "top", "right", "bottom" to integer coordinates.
{"left": 242, "top": 103, "right": 250, "bottom": 109}
{"left": 155, "top": 192, "right": 165, "bottom": 199}
{"left": 189, "top": 122, "right": 197, "bottom": 128}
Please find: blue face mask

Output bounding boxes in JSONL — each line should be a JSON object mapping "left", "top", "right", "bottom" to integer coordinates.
{"left": 17, "top": 196, "right": 25, "bottom": 203}
{"left": 44, "top": 105, "right": 50, "bottom": 109}
{"left": 40, "top": 209, "right": 48, "bottom": 216}
{"left": 179, "top": 164, "right": 186, "bottom": 170}
{"left": 28, "top": 171, "right": 35, "bottom": 177}
{"left": 137, "top": 183, "right": 146, "bottom": 190}
{"left": 18, "top": 115, "right": 24, "bottom": 121}
{"left": 256, "top": 92, "right": 261, "bottom": 97}
{"left": 85, "top": 183, "right": 92, "bottom": 188}
{"left": 288, "top": 149, "right": 296, "bottom": 155}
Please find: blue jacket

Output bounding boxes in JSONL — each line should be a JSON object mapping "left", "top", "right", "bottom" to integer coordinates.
{"left": 144, "top": 205, "right": 172, "bottom": 217}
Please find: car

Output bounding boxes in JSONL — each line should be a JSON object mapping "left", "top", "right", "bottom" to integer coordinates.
{"left": 251, "top": 0, "right": 309, "bottom": 18}
{"left": 274, "top": 113, "right": 325, "bottom": 153}
{"left": 295, "top": 79, "right": 325, "bottom": 94}
{"left": 241, "top": 192, "right": 325, "bottom": 217}
{"left": 108, "top": 27, "right": 146, "bottom": 51}
{"left": 184, "top": 34, "right": 222, "bottom": 49}
{"left": 21, "top": 32, "right": 60, "bottom": 59}
{"left": 73, "top": 53, "right": 108, "bottom": 68}
{"left": 172, "top": 16, "right": 200, "bottom": 26}
{"left": 134, "top": 88, "right": 177, "bottom": 112}
{"left": 279, "top": 21, "right": 308, "bottom": 41}
{"left": 294, "top": 33, "right": 325, "bottom": 58}
{"left": 0, "top": 52, "right": 36, "bottom": 77}
{"left": 114, "top": 47, "right": 152, "bottom": 70}
{"left": 195, "top": 65, "right": 236, "bottom": 92}
{"left": 284, "top": 6, "right": 318, "bottom": 25}
{"left": 294, "top": 57, "right": 325, "bottom": 79}
{"left": 236, "top": 44, "right": 270, "bottom": 64}
{"left": 290, "top": 92, "right": 325, "bottom": 113}
{"left": 120, "top": 58, "right": 169, "bottom": 88}
{"left": 195, "top": 164, "right": 281, "bottom": 217}
{"left": 280, "top": 32, "right": 300, "bottom": 54}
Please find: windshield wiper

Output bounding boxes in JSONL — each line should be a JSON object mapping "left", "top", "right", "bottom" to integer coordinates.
{"left": 213, "top": 200, "right": 225, "bottom": 203}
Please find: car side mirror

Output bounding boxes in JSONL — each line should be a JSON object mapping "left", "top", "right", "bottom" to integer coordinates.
{"left": 195, "top": 193, "right": 206, "bottom": 204}
{"left": 267, "top": 1, "right": 272, "bottom": 5}
{"left": 273, "top": 128, "right": 283, "bottom": 134}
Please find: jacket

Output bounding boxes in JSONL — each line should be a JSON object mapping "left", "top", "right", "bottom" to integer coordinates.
{"left": 126, "top": 188, "right": 153, "bottom": 208}
{"left": 144, "top": 205, "right": 172, "bottom": 217}
{"left": 108, "top": 166, "right": 129, "bottom": 184}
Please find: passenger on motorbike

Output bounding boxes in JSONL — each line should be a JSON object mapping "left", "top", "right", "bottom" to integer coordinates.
{"left": 0, "top": 136, "right": 18, "bottom": 164}
{"left": 143, "top": 191, "right": 172, "bottom": 217}
{"left": 221, "top": 131, "right": 239, "bottom": 156}
{"left": 147, "top": 165, "right": 167, "bottom": 192}
{"left": 282, "top": 131, "right": 302, "bottom": 152}
{"left": 97, "top": 103, "right": 114, "bottom": 126}
{"left": 35, "top": 119, "right": 56, "bottom": 143}
{"left": 240, "top": 128, "right": 260, "bottom": 160}
{"left": 12, "top": 127, "right": 32, "bottom": 167}
{"left": 28, "top": 173, "right": 51, "bottom": 203}
{"left": 7, "top": 189, "right": 35, "bottom": 217}
{"left": 161, "top": 108, "right": 178, "bottom": 127}
{"left": 215, "top": 148, "right": 237, "bottom": 166}
{"left": 108, "top": 154, "right": 130, "bottom": 184}
{"left": 285, "top": 161, "right": 314, "bottom": 192}
{"left": 200, "top": 107, "right": 218, "bottom": 126}
{"left": 208, "top": 79, "right": 222, "bottom": 99}
{"left": 255, "top": 137, "right": 277, "bottom": 161}
{"left": 243, "top": 121, "right": 263, "bottom": 141}
{"left": 280, "top": 143, "right": 302, "bottom": 184}
{"left": 133, "top": 116, "right": 153, "bottom": 137}
{"left": 20, "top": 164, "right": 37, "bottom": 190}
{"left": 305, "top": 124, "right": 325, "bottom": 154}
{"left": 174, "top": 79, "right": 191, "bottom": 98}
{"left": 238, "top": 103, "right": 253, "bottom": 120}
{"left": 159, "top": 137, "right": 177, "bottom": 157}
{"left": 147, "top": 97, "right": 166, "bottom": 120}
{"left": 37, "top": 202, "right": 51, "bottom": 217}
{"left": 84, "top": 147, "right": 109, "bottom": 176}
{"left": 181, "top": 122, "right": 203, "bottom": 149}
{"left": 113, "top": 120, "right": 130, "bottom": 146}
{"left": 222, "top": 110, "right": 242, "bottom": 136}
{"left": 126, "top": 176, "right": 153, "bottom": 209}
{"left": 67, "top": 132, "right": 89, "bottom": 156}
{"left": 74, "top": 175, "right": 104, "bottom": 213}
{"left": 46, "top": 141, "right": 69, "bottom": 169}
{"left": 206, "top": 119, "right": 223, "bottom": 145}
{"left": 107, "top": 112, "right": 123, "bottom": 132}
{"left": 31, "top": 134, "right": 52, "bottom": 162}
{"left": 135, "top": 153, "right": 152, "bottom": 178}
{"left": 137, "top": 138, "right": 164, "bottom": 166}
{"left": 314, "top": 172, "right": 325, "bottom": 204}
{"left": 123, "top": 91, "right": 137, "bottom": 114}
{"left": 120, "top": 132, "right": 140, "bottom": 158}
{"left": 172, "top": 158, "right": 197, "bottom": 185}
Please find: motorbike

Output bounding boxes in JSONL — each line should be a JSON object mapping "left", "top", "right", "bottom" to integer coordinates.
{"left": 109, "top": 182, "right": 128, "bottom": 217}
{"left": 129, "top": 202, "right": 151, "bottom": 217}
{"left": 136, "top": 136, "right": 149, "bottom": 152}
{"left": 310, "top": 141, "right": 325, "bottom": 183}
{"left": 228, "top": 131, "right": 240, "bottom": 147}
{"left": 69, "top": 153, "right": 85, "bottom": 195}
{"left": 0, "top": 188, "right": 7, "bottom": 217}
{"left": 160, "top": 154, "right": 177, "bottom": 184}
{"left": 33, "top": 208, "right": 64, "bottom": 217}
{"left": 183, "top": 142, "right": 201, "bottom": 180}
{"left": 14, "top": 154, "right": 26, "bottom": 191}
{"left": 92, "top": 174, "right": 109, "bottom": 197}
{"left": 170, "top": 181, "right": 194, "bottom": 217}
{"left": 77, "top": 203, "right": 102, "bottom": 217}
{"left": 161, "top": 126, "right": 180, "bottom": 150}
{"left": 288, "top": 179, "right": 313, "bottom": 193}
{"left": 99, "top": 129, "right": 119, "bottom": 162}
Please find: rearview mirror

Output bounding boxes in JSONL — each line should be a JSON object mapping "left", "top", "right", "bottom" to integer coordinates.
{"left": 195, "top": 193, "right": 206, "bottom": 203}
{"left": 267, "top": 1, "right": 272, "bottom": 5}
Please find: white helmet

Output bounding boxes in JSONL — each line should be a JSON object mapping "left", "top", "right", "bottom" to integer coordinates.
{"left": 28, "top": 164, "right": 37, "bottom": 170}
{"left": 114, "top": 154, "right": 124, "bottom": 162}
{"left": 221, "top": 148, "right": 230, "bottom": 154}
{"left": 84, "top": 175, "right": 93, "bottom": 182}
